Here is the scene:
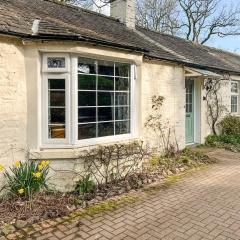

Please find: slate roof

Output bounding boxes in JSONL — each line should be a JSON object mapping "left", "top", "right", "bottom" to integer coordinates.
{"left": 1, "top": 0, "right": 240, "bottom": 75}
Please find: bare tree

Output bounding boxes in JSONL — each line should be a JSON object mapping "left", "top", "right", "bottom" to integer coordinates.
{"left": 58, "top": 0, "right": 93, "bottom": 9}
{"left": 137, "top": 0, "right": 240, "bottom": 44}
{"left": 178, "top": 0, "right": 240, "bottom": 44}
{"left": 136, "top": 0, "right": 180, "bottom": 34}
{"left": 58, "top": 0, "right": 113, "bottom": 13}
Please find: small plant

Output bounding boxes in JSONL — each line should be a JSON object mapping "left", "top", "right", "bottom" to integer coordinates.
{"left": 150, "top": 156, "right": 159, "bottom": 167}
{"left": 180, "top": 156, "right": 191, "bottom": 164}
{"left": 145, "top": 95, "right": 179, "bottom": 156}
{"left": 0, "top": 160, "right": 49, "bottom": 200}
{"left": 218, "top": 115, "right": 240, "bottom": 136}
{"left": 75, "top": 174, "right": 96, "bottom": 195}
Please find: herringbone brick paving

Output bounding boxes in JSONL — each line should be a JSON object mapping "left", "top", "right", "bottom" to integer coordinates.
{"left": 4, "top": 149, "right": 240, "bottom": 240}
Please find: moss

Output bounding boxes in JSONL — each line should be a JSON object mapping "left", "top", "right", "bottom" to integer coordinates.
{"left": 166, "top": 175, "right": 181, "bottom": 183}
{"left": 57, "top": 195, "right": 139, "bottom": 226}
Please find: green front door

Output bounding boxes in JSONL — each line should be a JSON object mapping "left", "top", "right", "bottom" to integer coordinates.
{"left": 185, "top": 79, "right": 194, "bottom": 144}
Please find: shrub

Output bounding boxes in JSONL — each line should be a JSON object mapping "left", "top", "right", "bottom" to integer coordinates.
{"left": 206, "top": 135, "right": 240, "bottom": 145}
{"left": 75, "top": 174, "right": 96, "bottom": 195}
{"left": 218, "top": 115, "right": 240, "bottom": 136}
{"left": 0, "top": 160, "right": 49, "bottom": 199}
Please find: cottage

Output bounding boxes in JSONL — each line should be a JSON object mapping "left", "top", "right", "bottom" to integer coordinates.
{"left": 0, "top": 0, "right": 240, "bottom": 190}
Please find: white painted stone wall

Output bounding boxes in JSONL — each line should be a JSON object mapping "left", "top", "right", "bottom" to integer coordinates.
{"left": 141, "top": 60, "right": 186, "bottom": 151}
{"left": 0, "top": 37, "right": 27, "bottom": 178}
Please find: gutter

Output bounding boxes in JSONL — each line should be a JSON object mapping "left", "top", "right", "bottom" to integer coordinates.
{"left": 0, "top": 30, "right": 148, "bottom": 54}
{"left": 144, "top": 55, "right": 240, "bottom": 76}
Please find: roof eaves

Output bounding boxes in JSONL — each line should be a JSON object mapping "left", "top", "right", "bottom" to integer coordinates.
{"left": 0, "top": 30, "right": 148, "bottom": 54}
{"left": 144, "top": 54, "right": 240, "bottom": 76}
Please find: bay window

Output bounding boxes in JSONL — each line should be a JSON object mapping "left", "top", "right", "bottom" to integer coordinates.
{"left": 42, "top": 54, "right": 134, "bottom": 146}
{"left": 231, "top": 81, "right": 239, "bottom": 114}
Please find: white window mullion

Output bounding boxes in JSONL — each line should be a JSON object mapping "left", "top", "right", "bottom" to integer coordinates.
{"left": 131, "top": 64, "right": 136, "bottom": 136}
{"left": 71, "top": 55, "right": 78, "bottom": 145}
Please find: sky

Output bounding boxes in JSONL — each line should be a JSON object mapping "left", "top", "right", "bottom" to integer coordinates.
{"left": 91, "top": 0, "right": 240, "bottom": 54}
{"left": 208, "top": 36, "right": 240, "bottom": 54}
{"left": 207, "top": 0, "right": 240, "bottom": 54}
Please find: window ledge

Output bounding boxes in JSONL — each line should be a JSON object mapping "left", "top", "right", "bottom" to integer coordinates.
{"left": 30, "top": 137, "right": 139, "bottom": 160}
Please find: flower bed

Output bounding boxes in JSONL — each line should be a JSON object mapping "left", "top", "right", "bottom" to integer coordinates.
{"left": 0, "top": 147, "right": 217, "bottom": 236}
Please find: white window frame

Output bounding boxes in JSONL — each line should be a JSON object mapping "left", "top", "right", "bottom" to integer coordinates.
{"left": 231, "top": 81, "right": 239, "bottom": 114}
{"left": 42, "top": 73, "right": 71, "bottom": 145}
{"left": 42, "top": 53, "right": 136, "bottom": 148}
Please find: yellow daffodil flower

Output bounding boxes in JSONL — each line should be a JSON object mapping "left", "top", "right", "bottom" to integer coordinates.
{"left": 38, "top": 164, "right": 43, "bottom": 171}
{"left": 45, "top": 160, "right": 50, "bottom": 166}
{"left": 41, "top": 160, "right": 46, "bottom": 166}
{"left": 18, "top": 188, "right": 24, "bottom": 194}
{"left": 15, "top": 161, "right": 21, "bottom": 168}
{"left": 0, "top": 165, "right": 4, "bottom": 171}
{"left": 33, "top": 172, "right": 41, "bottom": 178}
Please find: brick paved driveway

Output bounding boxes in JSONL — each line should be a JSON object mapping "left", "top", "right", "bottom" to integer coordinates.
{"left": 6, "top": 149, "right": 240, "bottom": 240}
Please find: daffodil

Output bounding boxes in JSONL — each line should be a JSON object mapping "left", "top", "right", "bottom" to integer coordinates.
{"left": 15, "top": 161, "right": 21, "bottom": 168}
{"left": 0, "top": 165, "right": 4, "bottom": 171}
{"left": 45, "top": 160, "right": 50, "bottom": 166}
{"left": 33, "top": 172, "right": 41, "bottom": 178}
{"left": 18, "top": 188, "right": 24, "bottom": 194}
{"left": 38, "top": 164, "right": 43, "bottom": 171}
{"left": 40, "top": 160, "right": 46, "bottom": 166}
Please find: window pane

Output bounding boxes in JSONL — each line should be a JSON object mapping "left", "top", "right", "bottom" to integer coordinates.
{"left": 98, "top": 60, "right": 114, "bottom": 76}
{"left": 115, "top": 106, "right": 130, "bottom": 120}
{"left": 78, "top": 108, "right": 96, "bottom": 123}
{"left": 78, "top": 123, "right": 96, "bottom": 140}
{"left": 98, "top": 107, "right": 114, "bottom": 121}
{"left": 48, "top": 78, "right": 66, "bottom": 139}
{"left": 78, "top": 91, "right": 96, "bottom": 106}
{"left": 98, "top": 76, "right": 114, "bottom": 90}
{"left": 49, "top": 91, "right": 65, "bottom": 106}
{"left": 98, "top": 92, "right": 114, "bottom": 106}
{"left": 49, "top": 125, "right": 65, "bottom": 138}
{"left": 231, "top": 96, "right": 238, "bottom": 113}
{"left": 78, "top": 75, "right": 96, "bottom": 90}
{"left": 231, "top": 104, "right": 237, "bottom": 113}
{"left": 115, "top": 77, "right": 129, "bottom": 91}
{"left": 231, "top": 82, "right": 238, "bottom": 93}
{"left": 115, "top": 63, "right": 130, "bottom": 77}
{"left": 49, "top": 108, "right": 65, "bottom": 124}
{"left": 98, "top": 122, "right": 114, "bottom": 137}
{"left": 78, "top": 58, "right": 97, "bottom": 74}
{"left": 116, "top": 121, "right": 130, "bottom": 135}
{"left": 49, "top": 79, "right": 65, "bottom": 89}
{"left": 115, "top": 92, "right": 130, "bottom": 105}
{"left": 48, "top": 58, "right": 65, "bottom": 68}
{"left": 232, "top": 96, "right": 238, "bottom": 105}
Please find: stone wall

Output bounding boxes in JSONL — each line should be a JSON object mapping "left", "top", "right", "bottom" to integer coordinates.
{"left": 0, "top": 37, "right": 27, "bottom": 170}
{"left": 141, "top": 60, "right": 186, "bottom": 150}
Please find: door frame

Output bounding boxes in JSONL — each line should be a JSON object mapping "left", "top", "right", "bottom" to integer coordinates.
{"left": 185, "top": 78, "right": 195, "bottom": 144}
{"left": 185, "top": 77, "right": 201, "bottom": 145}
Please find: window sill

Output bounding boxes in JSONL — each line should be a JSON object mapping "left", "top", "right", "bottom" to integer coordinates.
{"left": 31, "top": 135, "right": 138, "bottom": 160}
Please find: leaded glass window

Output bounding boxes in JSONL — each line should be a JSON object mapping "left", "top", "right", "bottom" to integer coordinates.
{"left": 78, "top": 58, "right": 131, "bottom": 140}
